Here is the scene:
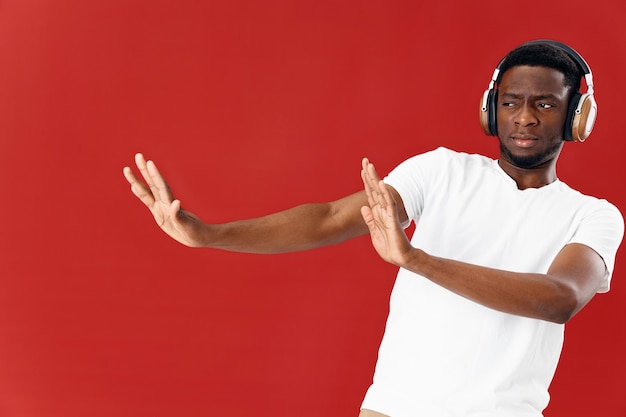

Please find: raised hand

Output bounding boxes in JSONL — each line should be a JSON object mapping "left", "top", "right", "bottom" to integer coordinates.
{"left": 123, "top": 153, "right": 206, "bottom": 247}
{"left": 360, "top": 158, "right": 412, "bottom": 266}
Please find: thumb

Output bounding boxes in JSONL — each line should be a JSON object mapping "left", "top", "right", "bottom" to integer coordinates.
{"left": 171, "top": 199, "right": 182, "bottom": 219}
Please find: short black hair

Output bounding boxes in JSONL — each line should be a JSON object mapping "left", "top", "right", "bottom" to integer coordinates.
{"left": 497, "top": 42, "right": 581, "bottom": 94}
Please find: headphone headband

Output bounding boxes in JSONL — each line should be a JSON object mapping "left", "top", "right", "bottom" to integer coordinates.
{"left": 506, "top": 40, "right": 594, "bottom": 93}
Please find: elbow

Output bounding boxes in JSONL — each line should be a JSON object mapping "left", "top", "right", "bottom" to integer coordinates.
{"left": 541, "top": 288, "right": 588, "bottom": 325}
{"left": 540, "top": 305, "right": 576, "bottom": 325}
{"left": 549, "top": 309, "right": 576, "bottom": 325}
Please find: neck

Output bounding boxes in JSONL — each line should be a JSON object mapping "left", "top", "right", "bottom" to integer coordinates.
{"left": 498, "top": 159, "right": 558, "bottom": 190}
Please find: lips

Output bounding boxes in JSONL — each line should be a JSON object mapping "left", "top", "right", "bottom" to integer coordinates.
{"left": 510, "top": 133, "right": 538, "bottom": 148}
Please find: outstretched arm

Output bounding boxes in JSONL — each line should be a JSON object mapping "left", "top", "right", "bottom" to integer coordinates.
{"left": 359, "top": 158, "right": 607, "bottom": 324}
{"left": 123, "top": 153, "right": 376, "bottom": 253}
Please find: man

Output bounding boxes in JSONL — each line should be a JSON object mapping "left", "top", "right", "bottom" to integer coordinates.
{"left": 123, "top": 40, "right": 624, "bottom": 417}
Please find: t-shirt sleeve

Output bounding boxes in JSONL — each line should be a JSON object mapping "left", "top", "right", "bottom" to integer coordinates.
{"left": 568, "top": 200, "right": 624, "bottom": 293}
{"left": 383, "top": 147, "right": 448, "bottom": 226}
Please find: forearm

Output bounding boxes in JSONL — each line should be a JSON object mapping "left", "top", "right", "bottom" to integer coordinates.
{"left": 360, "top": 158, "right": 606, "bottom": 324}
{"left": 398, "top": 248, "right": 587, "bottom": 324}
{"left": 201, "top": 201, "right": 369, "bottom": 254}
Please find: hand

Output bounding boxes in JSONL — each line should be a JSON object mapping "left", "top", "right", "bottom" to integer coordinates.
{"left": 123, "top": 153, "right": 206, "bottom": 247}
{"left": 360, "top": 158, "right": 412, "bottom": 266}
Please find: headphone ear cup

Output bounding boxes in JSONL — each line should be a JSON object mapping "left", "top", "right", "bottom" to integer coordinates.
{"left": 563, "top": 92, "right": 581, "bottom": 141}
{"left": 479, "top": 88, "right": 498, "bottom": 136}
{"left": 569, "top": 93, "right": 597, "bottom": 142}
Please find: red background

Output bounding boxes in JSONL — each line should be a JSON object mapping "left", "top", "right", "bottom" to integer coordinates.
{"left": 1, "top": 1, "right": 625, "bottom": 416}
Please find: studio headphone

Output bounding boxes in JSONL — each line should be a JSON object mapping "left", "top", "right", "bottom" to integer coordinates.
{"left": 479, "top": 39, "right": 597, "bottom": 142}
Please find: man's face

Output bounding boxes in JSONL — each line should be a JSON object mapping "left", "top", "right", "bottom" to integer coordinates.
{"left": 496, "top": 65, "right": 570, "bottom": 169}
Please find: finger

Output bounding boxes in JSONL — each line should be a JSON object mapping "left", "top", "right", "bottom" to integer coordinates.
{"left": 368, "top": 163, "right": 385, "bottom": 208}
{"left": 170, "top": 199, "right": 183, "bottom": 221}
{"left": 122, "top": 165, "right": 137, "bottom": 185}
{"left": 134, "top": 152, "right": 148, "bottom": 174}
{"left": 360, "top": 205, "right": 375, "bottom": 229}
{"left": 123, "top": 166, "right": 155, "bottom": 206}
{"left": 146, "top": 159, "right": 175, "bottom": 204}
{"left": 362, "top": 158, "right": 378, "bottom": 187}
{"left": 362, "top": 170, "right": 382, "bottom": 212}
{"left": 361, "top": 158, "right": 377, "bottom": 203}
{"left": 134, "top": 153, "right": 160, "bottom": 200}
{"left": 377, "top": 179, "right": 396, "bottom": 216}
{"left": 362, "top": 158, "right": 385, "bottom": 208}
{"left": 361, "top": 167, "right": 375, "bottom": 206}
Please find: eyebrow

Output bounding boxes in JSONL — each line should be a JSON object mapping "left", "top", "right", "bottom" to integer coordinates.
{"left": 500, "top": 92, "right": 559, "bottom": 101}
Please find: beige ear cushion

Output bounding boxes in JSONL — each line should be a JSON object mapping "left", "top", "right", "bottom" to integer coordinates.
{"left": 479, "top": 95, "right": 491, "bottom": 135}
{"left": 479, "top": 89, "right": 496, "bottom": 136}
{"left": 571, "top": 94, "right": 597, "bottom": 142}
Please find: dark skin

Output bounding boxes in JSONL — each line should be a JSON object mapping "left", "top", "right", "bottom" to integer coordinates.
{"left": 360, "top": 65, "right": 605, "bottom": 325}
{"left": 123, "top": 68, "right": 606, "bottom": 324}
{"left": 124, "top": 64, "right": 607, "bottom": 417}
{"left": 124, "top": 66, "right": 606, "bottom": 323}
{"left": 497, "top": 65, "right": 569, "bottom": 188}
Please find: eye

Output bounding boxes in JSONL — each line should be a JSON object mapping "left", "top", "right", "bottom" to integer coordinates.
{"left": 538, "top": 103, "right": 554, "bottom": 109}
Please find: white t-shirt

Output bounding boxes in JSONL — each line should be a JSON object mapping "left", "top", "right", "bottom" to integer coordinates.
{"left": 361, "top": 147, "right": 624, "bottom": 417}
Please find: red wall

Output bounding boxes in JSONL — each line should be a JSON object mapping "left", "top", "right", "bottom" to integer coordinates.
{"left": 1, "top": 1, "right": 625, "bottom": 416}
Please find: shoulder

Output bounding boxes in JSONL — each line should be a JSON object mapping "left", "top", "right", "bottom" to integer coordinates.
{"left": 386, "top": 147, "right": 498, "bottom": 190}
{"left": 557, "top": 182, "right": 624, "bottom": 222}
{"left": 556, "top": 183, "right": 625, "bottom": 248}
{"left": 399, "top": 147, "right": 493, "bottom": 171}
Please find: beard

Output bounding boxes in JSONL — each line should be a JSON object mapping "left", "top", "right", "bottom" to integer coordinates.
{"left": 499, "top": 140, "right": 563, "bottom": 169}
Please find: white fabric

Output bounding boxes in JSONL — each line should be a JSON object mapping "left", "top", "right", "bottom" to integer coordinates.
{"left": 361, "top": 147, "right": 624, "bottom": 417}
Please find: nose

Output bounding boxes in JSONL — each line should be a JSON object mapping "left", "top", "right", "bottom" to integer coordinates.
{"left": 514, "top": 103, "right": 538, "bottom": 127}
